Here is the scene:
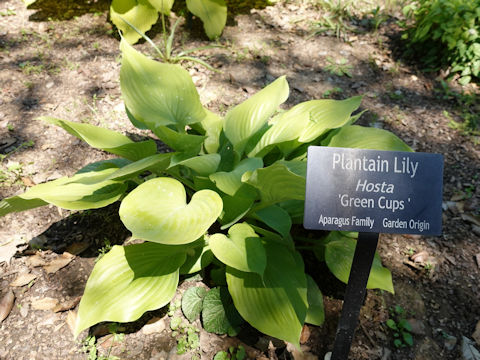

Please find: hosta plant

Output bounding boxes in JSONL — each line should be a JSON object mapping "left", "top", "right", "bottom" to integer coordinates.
{"left": 0, "top": 40, "right": 410, "bottom": 346}
{"left": 23, "top": 0, "right": 274, "bottom": 43}
{"left": 111, "top": 0, "right": 228, "bottom": 43}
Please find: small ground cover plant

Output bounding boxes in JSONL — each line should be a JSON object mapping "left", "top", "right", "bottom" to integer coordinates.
{"left": 0, "top": 39, "right": 411, "bottom": 346}
{"left": 402, "top": 0, "right": 480, "bottom": 85}
{"left": 386, "top": 305, "right": 414, "bottom": 348}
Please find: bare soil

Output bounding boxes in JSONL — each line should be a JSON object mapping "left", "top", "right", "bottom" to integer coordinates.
{"left": 1, "top": 1, "right": 480, "bottom": 359}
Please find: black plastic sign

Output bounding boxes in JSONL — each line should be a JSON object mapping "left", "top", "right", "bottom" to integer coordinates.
{"left": 304, "top": 147, "right": 443, "bottom": 235}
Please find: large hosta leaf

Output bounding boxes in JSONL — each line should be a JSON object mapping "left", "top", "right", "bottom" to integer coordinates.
{"left": 16, "top": 168, "right": 127, "bottom": 210}
{"left": 186, "top": 0, "right": 227, "bottom": 39}
{"left": 120, "top": 40, "right": 206, "bottom": 131}
{"left": 169, "top": 153, "right": 221, "bottom": 176}
{"left": 242, "top": 163, "right": 305, "bottom": 204}
{"left": 41, "top": 117, "right": 156, "bottom": 161}
{"left": 0, "top": 197, "right": 47, "bottom": 217}
{"left": 254, "top": 205, "right": 292, "bottom": 238}
{"left": 75, "top": 242, "right": 185, "bottom": 337}
{"left": 226, "top": 243, "right": 307, "bottom": 347}
{"left": 107, "top": 153, "right": 173, "bottom": 181}
{"left": 209, "top": 223, "right": 266, "bottom": 276}
{"left": 76, "top": 159, "right": 131, "bottom": 174}
{"left": 119, "top": 177, "right": 222, "bottom": 244}
{"left": 210, "top": 157, "right": 263, "bottom": 196}
{"left": 249, "top": 97, "right": 362, "bottom": 157}
{"left": 110, "top": 0, "right": 159, "bottom": 45}
{"left": 179, "top": 240, "right": 214, "bottom": 274}
{"left": 201, "top": 109, "right": 223, "bottom": 154}
{"left": 305, "top": 275, "right": 324, "bottom": 326}
{"left": 148, "top": 0, "right": 174, "bottom": 14}
{"left": 224, "top": 76, "right": 289, "bottom": 154}
{"left": 324, "top": 125, "right": 412, "bottom": 152}
{"left": 324, "top": 236, "right": 394, "bottom": 293}
{"left": 153, "top": 125, "right": 205, "bottom": 153}
{"left": 219, "top": 186, "right": 257, "bottom": 228}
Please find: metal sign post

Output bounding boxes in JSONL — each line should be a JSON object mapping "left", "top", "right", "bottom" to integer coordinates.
{"left": 304, "top": 146, "right": 444, "bottom": 359}
{"left": 330, "top": 232, "right": 379, "bottom": 360}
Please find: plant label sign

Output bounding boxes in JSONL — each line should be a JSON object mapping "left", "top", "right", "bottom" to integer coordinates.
{"left": 304, "top": 147, "right": 443, "bottom": 235}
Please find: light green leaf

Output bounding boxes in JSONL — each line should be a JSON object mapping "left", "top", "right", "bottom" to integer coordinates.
{"left": 214, "top": 351, "right": 228, "bottom": 360}
{"left": 210, "top": 158, "right": 263, "bottom": 196}
{"left": 76, "top": 159, "right": 131, "bottom": 174}
{"left": 298, "top": 96, "right": 362, "bottom": 142}
{"left": 148, "top": 0, "right": 174, "bottom": 14}
{"left": 119, "top": 177, "right": 222, "bottom": 244}
{"left": 243, "top": 163, "right": 305, "bottom": 204}
{"left": 0, "top": 197, "right": 47, "bottom": 217}
{"left": 458, "top": 76, "right": 471, "bottom": 86}
{"left": 219, "top": 186, "right": 257, "bottom": 228}
{"left": 202, "top": 287, "right": 243, "bottom": 334}
{"left": 209, "top": 223, "right": 266, "bottom": 276}
{"left": 19, "top": 168, "right": 127, "bottom": 210}
{"left": 110, "top": 0, "right": 159, "bottom": 45}
{"left": 107, "top": 153, "right": 173, "bottom": 181}
{"left": 186, "top": 0, "right": 227, "bottom": 39}
{"left": 179, "top": 239, "right": 214, "bottom": 274}
{"left": 182, "top": 286, "right": 207, "bottom": 322}
{"left": 193, "top": 176, "right": 218, "bottom": 191}
{"left": 224, "top": 76, "right": 289, "bottom": 154}
{"left": 126, "top": 105, "right": 149, "bottom": 130}
{"left": 305, "top": 275, "right": 324, "bottom": 326}
{"left": 120, "top": 40, "right": 206, "bottom": 131}
{"left": 254, "top": 205, "right": 292, "bottom": 238}
{"left": 276, "top": 160, "right": 307, "bottom": 177}
{"left": 201, "top": 109, "right": 223, "bottom": 154}
{"left": 324, "top": 237, "right": 394, "bottom": 293}
{"left": 249, "top": 97, "right": 362, "bottom": 157}
{"left": 170, "top": 153, "right": 221, "bottom": 176}
{"left": 153, "top": 125, "right": 205, "bottom": 153}
{"left": 226, "top": 242, "right": 307, "bottom": 347}
{"left": 41, "top": 116, "right": 156, "bottom": 161}
{"left": 180, "top": 248, "right": 213, "bottom": 274}
{"left": 75, "top": 242, "right": 185, "bottom": 337}
{"left": 324, "top": 125, "right": 412, "bottom": 152}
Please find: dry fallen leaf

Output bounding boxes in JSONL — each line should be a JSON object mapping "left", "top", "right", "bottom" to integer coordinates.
{"left": 0, "top": 290, "right": 15, "bottom": 322}
{"left": 300, "top": 324, "right": 311, "bottom": 344}
{"left": 0, "top": 235, "right": 26, "bottom": 265}
{"left": 20, "top": 303, "right": 29, "bottom": 318}
{"left": 31, "top": 297, "right": 59, "bottom": 311}
{"left": 411, "top": 250, "right": 429, "bottom": 263}
{"left": 286, "top": 343, "right": 318, "bottom": 360}
{"left": 53, "top": 296, "right": 81, "bottom": 313}
{"left": 451, "top": 193, "right": 466, "bottom": 201}
{"left": 9, "top": 273, "right": 37, "bottom": 287}
{"left": 66, "top": 310, "right": 77, "bottom": 336}
{"left": 21, "top": 176, "right": 35, "bottom": 187}
{"left": 462, "top": 213, "right": 480, "bottom": 227}
{"left": 26, "top": 253, "right": 47, "bottom": 267}
{"left": 43, "top": 252, "right": 75, "bottom": 274}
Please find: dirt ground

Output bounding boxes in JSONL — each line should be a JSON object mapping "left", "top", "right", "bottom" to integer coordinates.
{"left": 1, "top": 0, "right": 480, "bottom": 359}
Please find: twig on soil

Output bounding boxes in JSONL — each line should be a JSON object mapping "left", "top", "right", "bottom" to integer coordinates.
{"left": 0, "top": 269, "right": 19, "bottom": 279}
{"left": 360, "top": 322, "right": 377, "bottom": 348}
